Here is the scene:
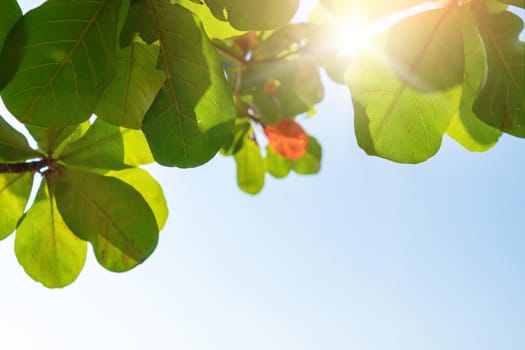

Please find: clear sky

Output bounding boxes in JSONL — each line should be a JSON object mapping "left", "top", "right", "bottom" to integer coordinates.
{"left": 1, "top": 1, "right": 524, "bottom": 350}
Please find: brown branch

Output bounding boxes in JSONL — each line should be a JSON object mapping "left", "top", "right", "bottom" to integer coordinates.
{"left": 0, "top": 159, "right": 49, "bottom": 174}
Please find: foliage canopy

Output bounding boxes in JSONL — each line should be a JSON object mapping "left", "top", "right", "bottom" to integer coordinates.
{"left": 0, "top": 0, "right": 523, "bottom": 287}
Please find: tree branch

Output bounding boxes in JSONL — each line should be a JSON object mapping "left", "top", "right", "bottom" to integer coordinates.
{"left": 0, "top": 159, "right": 49, "bottom": 174}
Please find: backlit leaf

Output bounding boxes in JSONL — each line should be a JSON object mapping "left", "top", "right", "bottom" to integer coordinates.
{"left": 124, "top": 1, "right": 235, "bottom": 167}
{"left": 385, "top": 7, "right": 464, "bottom": 92}
{"left": 179, "top": 0, "right": 245, "bottom": 39}
{"left": 294, "top": 136, "right": 322, "bottom": 175}
{"left": 472, "top": 10, "right": 525, "bottom": 136}
{"left": 347, "top": 33, "right": 461, "bottom": 163}
{"left": 60, "top": 119, "right": 153, "bottom": 170}
{"left": 0, "top": 116, "right": 40, "bottom": 162}
{"left": 264, "top": 120, "right": 309, "bottom": 160}
{"left": 0, "top": 0, "right": 121, "bottom": 126}
{"left": 0, "top": 172, "right": 33, "bottom": 240}
{"left": 15, "top": 180, "right": 87, "bottom": 288}
{"left": 234, "top": 133, "right": 265, "bottom": 194}
{"left": 27, "top": 122, "right": 90, "bottom": 157}
{"left": 53, "top": 167, "right": 159, "bottom": 265}
{"left": 95, "top": 39, "right": 166, "bottom": 129}
{"left": 204, "top": 0, "right": 299, "bottom": 30}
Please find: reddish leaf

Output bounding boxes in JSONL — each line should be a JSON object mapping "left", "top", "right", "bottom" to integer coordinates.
{"left": 264, "top": 120, "right": 309, "bottom": 160}
{"left": 234, "top": 31, "right": 259, "bottom": 55}
{"left": 263, "top": 78, "right": 279, "bottom": 96}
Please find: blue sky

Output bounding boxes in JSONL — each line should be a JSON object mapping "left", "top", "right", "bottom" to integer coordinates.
{"left": 1, "top": 1, "right": 524, "bottom": 349}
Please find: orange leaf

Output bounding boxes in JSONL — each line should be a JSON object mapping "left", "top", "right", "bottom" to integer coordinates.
{"left": 264, "top": 120, "right": 309, "bottom": 160}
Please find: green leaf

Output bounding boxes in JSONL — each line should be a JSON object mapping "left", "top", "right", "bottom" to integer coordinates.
{"left": 129, "top": 1, "right": 235, "bottom": 168}
{"left": 252, "top": 23, "right": 313, "bottom": 61}
{"left": 221, "top": 118, "right": 250, "bottom": 155}
{"left": 0, "top": 172, "right": 33, "bottom": 240}
{"left": 27, "top": 122, "right": 90, "bottom": 157}
{"left": 179, "top": 0, "right": 245, "bottom": 39}
{"left": 0, "top": 0, "right": 121, "bottom": 126}
{"left": 15, "top": 180, "right": 87, "bottom": 288}
{"left": 346, "top": 32, "right": 462, "bottom": 163}
{"left": 106, "top": 168, "right": 168, "bottom": 231}
{"left": 234, "top": 133, "right": 265, "bottom": 194}
{"left": 0, "top": 0, "right": 21, "bottom": 51}
{"left": 53, "top": 167, "right": 159, "bottom": 267}
{"left": 242, "top": 59, "right": 323, "bottom": 124}
{"left": 204, "top": 0, "right": 299, "bottom": 30}
{"left": 385, "top": 7, "right": 464, "bottom": 92}
{"left": 266, "top": 146, "right": 292, "bottom": 178}
{"left": 472, "top": 10, "right": 525, "bottom": 137}
{"left": 95, "top": 39, "right": 166, "bottom": 129}
{"left": 0, "top": 116, "right": 40, "bottom": 162}
{"left": 294, "top": 136, "right": 321, "bottom": 175}
{"left": 447, "top": 9, "right": 501, "bottom": 151}
{"left": 498, "top": 0, "right": 524, "bottom": 8}
{"left": 60, "top": 119, "right": 153, "bottom": 170}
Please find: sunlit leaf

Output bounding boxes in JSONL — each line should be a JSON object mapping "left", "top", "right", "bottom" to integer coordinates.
{"left": 0, "top": 0, "right": 121, "bottom": 126}
{"left": 294, "top": 136, "right": 321, "bottom": 175}
{"left": 234, "top": 133, "right": 265, "bottom": 194}
{"left": 264, "top": 120, "right": 309, "bottom": 160}
{"left": 204, "top": 0, "right": 299, "bottom": 30}
{"left": 266, "top": 146, "right": 292, "bottom": 178}
{"left": 106, "top": 168, "right": 168, "bottom": 230}
{"left": 179, "top": 0, "right": 245, "bottom": 39}
{"left": 123, "top": 1, "right": 235, "bottom": 167}
{"left": 0, "top": 116, "right": 40, "bottom": 162}
{"left": 347, "top": 33, "right": 462, "bottom": 163}
{"left": 0, "top": 172, "right": 33, "bottom": 240}
{"left": 0, "top": 0, "right": 21, "bottom": 51}
{"left": 15, "top": 180, "right": 87, "bottom": 288}
{"left": 498, "top": 0, "right": 524, "bottom": 8}
{"left": 53, "top": 167, "right": 159, "bottom": 265}
{"left": 447, "top": 9, "right": 501, "bottom": 151}
{"left": 95, "top": 39, "right": 165, "bottom": 129}
{"left": 60, "top": 119, "right": 153, "bottom": 170}
{"left": 472, "top": 9, "right": 525, "bottom": 136}
{"left": 386, "top": 7, "right": 464, "bottom": 92}
{"left": 221, "top": 118, "right": 250, "bottom": 155}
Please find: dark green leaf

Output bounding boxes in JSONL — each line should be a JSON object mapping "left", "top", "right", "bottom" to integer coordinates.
{"left": 53, "top": 167, "right": 159, "bottom": 266}
{"left": 27, "top": 122, "right": 90, "bottom": 157}
{"left": 473, "top": 10, "right": 525, "bottom": 136}
{"left": 0, "top": 0, "right": 121, "bottom": 126}
{"left": 131, "top": 1, "right": 235, "bottom": 167}
{"left": 221, "top": 118, "right": 250, "bottom": 155}
{"left": 15, "top": 180, "right": 87, "bottom": 288}
{"left": 0, "top": 116, "right": 40, "bottom": 162}
{"left": 447, "top": 9, "right": 501, "bottom": 151}
{"left": 234, "top": 134, "right": 265, "bottom": 194}
{"left": 60, "top": 119, "right": 153, "bottom": 170}
{"left": 0, "top": 0, "right": 21, "bottom": 51}
{"left": 204, "top": 0, "right": 299, "bottom": 30}
{"left": 0, "top": 172, "right": 33, "bottom": 240}
{"left": 95, "top": 39, "right": 165, "bottom": 129}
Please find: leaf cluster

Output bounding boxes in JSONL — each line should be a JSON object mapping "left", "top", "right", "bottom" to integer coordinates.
{"left": 0, "top": 0, "right": 523, "bottom": 287}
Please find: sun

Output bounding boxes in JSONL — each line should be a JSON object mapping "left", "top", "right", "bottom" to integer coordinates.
{"left": 338, "top": 22, "right": 373, "bottom": 57}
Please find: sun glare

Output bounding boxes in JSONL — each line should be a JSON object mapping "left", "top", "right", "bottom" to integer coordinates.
{"left": 335, "top": 1, "right": 440, "bottom": 57}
